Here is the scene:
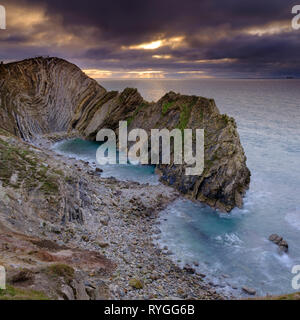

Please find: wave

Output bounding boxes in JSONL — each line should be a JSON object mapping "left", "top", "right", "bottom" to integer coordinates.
{"left": 285, "top": 211, "right": 300, "bottom": 231}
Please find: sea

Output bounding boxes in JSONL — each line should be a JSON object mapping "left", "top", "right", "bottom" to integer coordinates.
{"left": 53, "top": 79, "right": 300, "bottom": 297}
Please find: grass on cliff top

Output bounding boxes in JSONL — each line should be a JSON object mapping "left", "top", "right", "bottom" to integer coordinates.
{"left": 177, "top": 104, "right": 191, "bottom": 132}
{"left": 162, "top": 101, "right": 175, "bottom": 115}
{"left": 176, "top": 97, "right": 198, "bottom": 133}
{"left": 0, "top": 285, "right": 49, "bottom": 300}
{"left": 0, "top": 137, "right": 60, "bottom": 195}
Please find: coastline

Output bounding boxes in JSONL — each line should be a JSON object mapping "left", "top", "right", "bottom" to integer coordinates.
{"left": 0, "top": 131, "right": 225, "bottom": 300}
{"left": 43, "top": 136, "right": 226, "bottom": 300}
{"left": 1, "top": 132, "right": 298, "bottom": 300}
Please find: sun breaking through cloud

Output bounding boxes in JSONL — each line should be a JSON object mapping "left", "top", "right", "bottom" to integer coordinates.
{"left": 0, "top": 0, "right": 299, "bottom": 78}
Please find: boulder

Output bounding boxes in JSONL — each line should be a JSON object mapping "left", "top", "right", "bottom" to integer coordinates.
{"left": 269, "top": 234, "right": 282, "bottom": 245}
{"left": 242, "top": 286, "right": 256, "bottom": 295}
{"left": 71, "top": 280, "right": 90, "bottom": 300}
{"left": 60, "top": 284, "right": 75, "bottom": 300}
{"left": 269, "top": 234, "right": 289, "bottom": 253}
{"left": 279, "top": 240, "right": 289, "bottom": 253}
{"left": 10, "top": 268, "right": 34, "bottom": 283}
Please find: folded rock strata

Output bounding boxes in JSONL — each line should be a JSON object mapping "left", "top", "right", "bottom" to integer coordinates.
{"left": 0, "top": 57, "right": 251, "bottom": 212}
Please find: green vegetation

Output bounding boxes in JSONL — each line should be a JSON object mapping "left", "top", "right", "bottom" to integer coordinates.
{"left": 199, "top": 109, "right": 204, "bottom": 122}
{"left": 162, "top": 101, "right": 175, "bottom": 115}
{"left": 0, "top": 285, "right": 49, "bottom": 300}
{"left": 0, "top": 138, "right": 60, "bottom": 194}
{"left": 129, "top": 278, "right": 143, "bottom": 289}
{"left": 177, "top": 104, "right": 191, "bottom": 133}
{"left": 176, "top": 98, "right": 198, "bottom": 133}
{"left": 40, "top": 177, "right": 59, "bottom": 195}
{"left": 53, "top": 169, "right": 64, "bottom": 176}
{"left": 221, "top": 114, "right": 235, "bottom": 126}
{"left": 65, "top": 176, "right": 76, "bottom": 184}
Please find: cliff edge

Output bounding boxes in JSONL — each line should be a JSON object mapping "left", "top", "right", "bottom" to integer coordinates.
{"left": 0, "top": 57, "right": 251, "bottom": 212}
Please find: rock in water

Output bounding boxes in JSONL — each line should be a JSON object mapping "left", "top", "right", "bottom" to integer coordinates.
{"left": 279, "top": 240, "right": 289, "bottom": 253}
{"left": 268, "top": 234, "right": 289, "bottom": 253}
{"left": 242, "top": 287, "right": 256, "bottom": 295}
{"left": 0, "top": 57, "right": 251, "bottom": 212}
{"left": 269, "top": 234, "right": 283, "bottom": 244}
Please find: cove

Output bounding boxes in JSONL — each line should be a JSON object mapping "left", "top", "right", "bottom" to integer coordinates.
{"left": 52, "top": 138, "right": 159, "bottom": 185}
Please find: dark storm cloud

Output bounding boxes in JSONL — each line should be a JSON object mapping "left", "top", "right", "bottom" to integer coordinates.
{"left": 1, "top": 0, "right": 300, "bottom": 77}
{"left": 204, "top": 32, "right": 300, "bottom": 62}
{"left": 18, "top": 0, "right": 296, "bottom": 43}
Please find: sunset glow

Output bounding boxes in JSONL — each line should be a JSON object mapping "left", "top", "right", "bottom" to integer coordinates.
{"left": 1, "top": 1, "right": 298, "bottom": 79}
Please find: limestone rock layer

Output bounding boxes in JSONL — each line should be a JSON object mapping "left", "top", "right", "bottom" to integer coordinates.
{"left": 0, "top": 57, "right": 105, "bottom": 140}
{"left": 0, "top": 57, "right": 251, "bottom": 212}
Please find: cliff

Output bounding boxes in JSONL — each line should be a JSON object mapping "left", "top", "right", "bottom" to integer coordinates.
{"left": 0, "top": 57, "right": 106, "bottom": 140}
{"left": 0, "top": 57, "right": 250, "bottom": 212}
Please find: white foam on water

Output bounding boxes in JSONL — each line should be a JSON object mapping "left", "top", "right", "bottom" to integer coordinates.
{"left": 273, "top": 251, "right": 294, "bottom": 268}
{"left": 285, "top": 212, "right": 300, "bottom": 231}
{"left": 51, "top": 79, "right": 300, "bottom": 297}
{"left": 214, "top": 233, "right": 244, "bottom": 248}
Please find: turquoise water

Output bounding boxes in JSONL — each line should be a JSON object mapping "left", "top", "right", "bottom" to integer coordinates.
{"left": 53, "top": 138, "right": 159, "bottom": 185}
{"left": 59, "top": 79, "right": 300, "bottom": 297}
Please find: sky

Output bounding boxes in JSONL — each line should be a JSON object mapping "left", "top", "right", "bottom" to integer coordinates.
{"left": 0, "top": 0, "right": 300, "bottom": 79}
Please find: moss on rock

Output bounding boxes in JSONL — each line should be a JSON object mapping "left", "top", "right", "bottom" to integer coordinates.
{"left": 46, "top": 264, "right": 75, "bottom": 281}
{"left": 129, "top": 278, "right": 143, "bottom": 289}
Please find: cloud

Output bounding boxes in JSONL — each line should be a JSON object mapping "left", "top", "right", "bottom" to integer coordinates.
{"left": 0, "top": 0, "right": 299, "bottom": 78}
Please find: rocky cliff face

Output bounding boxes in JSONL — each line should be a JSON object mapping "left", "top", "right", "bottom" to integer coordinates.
{"left": 1, "top": 129, "right": 202, "bottom": 300}
{"left": 72, "top": 88, "right": 251, "bottom": 213}
{"left": 0, "top": 57, "right": 250, "bottom": 212}
{"left": 0, "top": 57, "right": 106, "bottom": 140}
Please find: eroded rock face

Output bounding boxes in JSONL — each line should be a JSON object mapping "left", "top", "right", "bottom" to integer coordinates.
{"left": 74, "top": 89, "right": 251, "bottom": 212}
{"left": 0, "top": 57, "right": 251, "bottom": 212}
{"left": 0, "top": 57, "right": 106, "bottom": 140}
